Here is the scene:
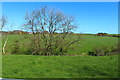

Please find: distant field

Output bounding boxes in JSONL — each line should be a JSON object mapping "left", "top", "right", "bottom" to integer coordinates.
{"left": 2, "top": 34, "right": 118, "bottom": 55}
{"left": 2, "top": 55, "right": 118, "bottom": 78}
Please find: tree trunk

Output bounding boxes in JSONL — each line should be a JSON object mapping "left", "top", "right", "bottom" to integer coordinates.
{"left": 3, "top": 38, "right": 8, "bottom": 55}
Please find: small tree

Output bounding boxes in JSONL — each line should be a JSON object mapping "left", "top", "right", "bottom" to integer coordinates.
{"left": 0, "top": 16, "right": 7, "bottom": 31}
{"left": 23, "top": 6, "right": 80, "bottom": 56}
{"left": 0, "top": 16, "right": 8, "bottom": 54}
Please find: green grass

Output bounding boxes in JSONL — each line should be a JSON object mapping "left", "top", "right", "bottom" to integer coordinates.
{"left": 68, "top": 35, "right": 118, "bottom": 54}
{"left": 2, "top": 34, "right": 118, "bottom": 55}
{"left": 2, "top": 35, "right": 119, "bottom": 78}
{"left": 2, "top": 55, "right": 119, "bottom": 78}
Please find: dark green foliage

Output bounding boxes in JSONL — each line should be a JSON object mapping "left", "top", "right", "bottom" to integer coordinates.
{"left": 11, "top": 40, "right": 20, "bottom": 54}
{"left": 88, "top": 52, "right": 95, "bottom": 56}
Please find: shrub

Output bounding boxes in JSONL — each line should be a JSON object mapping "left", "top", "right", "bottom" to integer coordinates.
{"left": 108, "top": 44, "right": 119, "bottom": 55}
{"left": 11, "top": 40, "right": 20, "bottom": 54}
{"left": 91, "top": 46, "right": 110, "bottom": 56}
{"left": 88, "top": 52, "right": 96, "bottom": 56}
{"left": 88, "top": 45, "right": 119, "bottom": 56}
{"left": 88, "top": 46, "right": 108, "bottom": 56}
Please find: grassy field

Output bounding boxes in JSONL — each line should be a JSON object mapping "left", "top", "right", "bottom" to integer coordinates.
{"left": 2, "top": 35, "right": 119, "bottom": 78}
{"left": 2, "top": 34, "right": 118, "bottom": 55}
{"left": 2, "top": 55, "right": 119, "bottom": 78}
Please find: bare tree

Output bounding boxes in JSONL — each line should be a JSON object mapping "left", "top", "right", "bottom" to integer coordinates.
{"left": 0, "top": 16, "right": 7, "bottom": 31}
{"left": 24, "top": 6, "right": 79, "bottom": 56}
{"left": 0, "top": 16, "right": 7, "bottom": 54}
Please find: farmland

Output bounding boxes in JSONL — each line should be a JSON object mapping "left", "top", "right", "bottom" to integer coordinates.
{"left": 2, "top": 34, "right": 118, "bottom": 55}
{"left": 1, "top": 2, "right": 119, "bottom": 79}
{"left": 2, "top": 34, "right": 119, "bottom": 78}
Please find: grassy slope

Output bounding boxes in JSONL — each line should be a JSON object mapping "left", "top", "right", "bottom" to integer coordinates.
{"left": 68, "top": 35, "right": 118, "bottom": 54}
{"left": 2, "top": 55, "right": 118, "bottom": 78}
{"left": 2, "top": 35, "right": 118, "bottom": 55}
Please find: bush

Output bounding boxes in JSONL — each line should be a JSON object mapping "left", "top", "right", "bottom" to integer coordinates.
{"left": 93, "top": 46, "right": 110, "bottom": 56}
{"left": 88, "top": 52, "right": 95, "bottom": 56}
{"left": 88, "top": 46, "right": 107, "bottom": 56}
{"left": 108, "top": 44, "right": 119, "bottom": 55}
{"left": 88, "top": 45, "right": 119, "bottom": 56}
{"left": 11, "top": 40, "right": 20, "bottom": 54}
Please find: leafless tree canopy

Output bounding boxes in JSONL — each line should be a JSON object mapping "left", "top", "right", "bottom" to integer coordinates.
{"left": 24, "top": 6, "right": 76, "bottom": 34}
{"left": 24, "top": 6, "right": 79, "bottom": 56}
{"left": 0, "top": 16, "right": 7, "bottom": 31}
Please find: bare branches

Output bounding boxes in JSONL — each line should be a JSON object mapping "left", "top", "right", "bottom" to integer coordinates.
{"left": 23, "top": 6, "right": 79, "bottom": 55}
{"left": 0, "top": 16, "right": 7, "bottom": 31}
